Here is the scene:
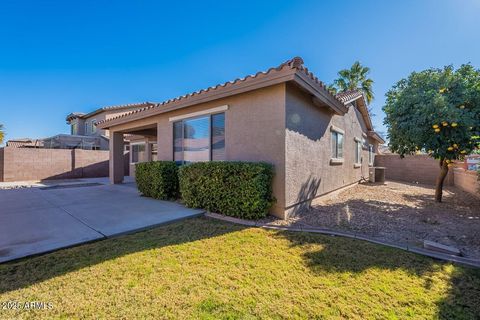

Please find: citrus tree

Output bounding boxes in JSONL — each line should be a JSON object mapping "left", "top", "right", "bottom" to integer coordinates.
{"left": 383, "top": 64, "right": 480, "bottom": 202}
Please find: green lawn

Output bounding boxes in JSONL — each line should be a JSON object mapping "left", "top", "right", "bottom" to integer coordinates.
{"left": 1, "top": 218, "right": 479, "bottom": 319}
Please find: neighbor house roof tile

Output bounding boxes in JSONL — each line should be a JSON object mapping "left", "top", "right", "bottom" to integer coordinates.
{"left": 66, "top": 102, "right": 155, "bottom": 122}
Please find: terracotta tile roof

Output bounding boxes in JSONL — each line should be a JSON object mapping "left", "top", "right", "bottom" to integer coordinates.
{"left": 6, "top": 138, "right": 44, "bottom": 148}
{"left": 66, "top": 102, "right": 155, "bottom": 122}
{"left": 96, "top": 57, "right": 348, "bottom": 127}
{"left": 335, "top": 89, "right": 364, "bottom": 103}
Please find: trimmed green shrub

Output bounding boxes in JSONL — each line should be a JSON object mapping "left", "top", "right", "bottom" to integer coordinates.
{"left": 178, "top": 162, "right": 275, "bottom": 219}
{"left": 135, "top": 161, "right": 179, "bottom": 200}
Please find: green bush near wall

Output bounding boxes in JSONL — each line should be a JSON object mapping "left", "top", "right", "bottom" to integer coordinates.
{"left": 135, "top": 161, "right": 179, "bottom": 200}
{"left": 178, "top": 162, "right": 275, "bottom": 219}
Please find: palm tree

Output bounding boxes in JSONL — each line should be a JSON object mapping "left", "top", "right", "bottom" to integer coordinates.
{"left": 331, "top": 61, "right": 374, "bottom": 104}
{"left": 0, "top": 124, "right": 4, "bottom": 145}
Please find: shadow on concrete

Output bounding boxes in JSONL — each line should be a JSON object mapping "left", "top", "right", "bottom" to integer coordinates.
{"left": 0, "top": 218, "right": 245, "bottom": 294}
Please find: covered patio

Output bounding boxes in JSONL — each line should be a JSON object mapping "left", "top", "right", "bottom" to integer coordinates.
{"left": 110, "top": 122, "right": 158, "bottom": 183}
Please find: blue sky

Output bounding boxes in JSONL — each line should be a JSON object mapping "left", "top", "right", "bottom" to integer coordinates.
{"left": 1, "top": 0, "right": 479, "bottom": 143}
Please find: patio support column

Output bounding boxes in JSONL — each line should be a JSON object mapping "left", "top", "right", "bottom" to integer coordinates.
{"left": 145, "top": 138, "right": 152, "bottom": 162}
{"left": 109, "top": 131, "right": 124, "bottom": 184}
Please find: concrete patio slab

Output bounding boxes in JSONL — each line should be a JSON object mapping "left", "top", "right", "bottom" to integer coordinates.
{"left": 0, "top": 179, "right": 204, "bottom": 263}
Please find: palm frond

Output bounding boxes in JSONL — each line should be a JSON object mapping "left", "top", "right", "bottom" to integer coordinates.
{"left": 332, "top": 61, "right": 375, "bottom": 104}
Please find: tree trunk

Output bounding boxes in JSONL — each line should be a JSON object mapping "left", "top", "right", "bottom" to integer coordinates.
{"left": 435, "top": 159, "right": 449, "bottom": 202}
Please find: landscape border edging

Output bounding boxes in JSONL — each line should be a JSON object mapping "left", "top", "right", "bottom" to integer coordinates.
{"left": 204, "top": 212, "right": 480, "bottom": 269}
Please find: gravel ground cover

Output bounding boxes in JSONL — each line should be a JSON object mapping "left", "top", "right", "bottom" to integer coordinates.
{"left": 264, "top": 181, "right": 480, "bottom": 259}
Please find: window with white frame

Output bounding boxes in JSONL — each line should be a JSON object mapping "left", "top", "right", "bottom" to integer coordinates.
{"left": 368, "top": 144, "right": 375, "bottom": 166}
{"left": 173, "top": 112, "right": 225, "bottom": 164}
{"left": 331, "top": 130, "right": 344, "bottom": 159}
{"left": 355, "top": 139, "right": 362, "bottom": 165}
{"left": 84, "top": 122, "right": 88, "bottom": 135}
{"left": 91, "top": 119, "right": 97, "bottom": 134}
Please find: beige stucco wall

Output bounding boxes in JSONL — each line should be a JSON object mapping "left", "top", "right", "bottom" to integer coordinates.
{"left": 284, "top": 83, "right": 376, "bottom": 215}
{"left": 109, "top": 84, "right": 287, "bottom": 217}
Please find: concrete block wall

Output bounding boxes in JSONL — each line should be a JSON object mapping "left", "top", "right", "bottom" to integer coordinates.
{"left": 453, "top": 168, "right": 479, "bottom": 196}
{"left": 0, "top": 147, "right": 129, "bottom": 182}
{"left": 374, "top": 154, "right": 454, "bottom": 186}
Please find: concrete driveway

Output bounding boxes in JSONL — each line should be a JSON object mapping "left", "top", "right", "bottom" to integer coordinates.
{"left": 0, "top": 178, "right": 204, "bottom": 263}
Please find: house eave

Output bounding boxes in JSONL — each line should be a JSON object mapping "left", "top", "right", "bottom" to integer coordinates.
{"left": 98, "top": 70, "right": 299, "bottom": 129}
{"left": 98, "top": 71, "right": 348, "bottom": 130}
{"left": 368, "top": 131, "right": 385, "bottom": 144}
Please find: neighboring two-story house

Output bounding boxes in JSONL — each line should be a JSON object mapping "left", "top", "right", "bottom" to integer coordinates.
{"left": 39, "top": 102, "right": 154, "bottom": 150}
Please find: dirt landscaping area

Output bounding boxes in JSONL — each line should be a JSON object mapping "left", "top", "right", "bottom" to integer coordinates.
{"left": 269, "top": 181, "right": 480, "bottom": 259}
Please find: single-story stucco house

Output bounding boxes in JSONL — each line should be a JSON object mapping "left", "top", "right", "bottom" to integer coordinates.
{"left": 97, "top": 57, "right": 385, "bottom": 219}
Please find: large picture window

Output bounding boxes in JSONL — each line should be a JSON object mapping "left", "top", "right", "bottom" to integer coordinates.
{"left": 173, "top": 112, "right": 225, "bottom": 164}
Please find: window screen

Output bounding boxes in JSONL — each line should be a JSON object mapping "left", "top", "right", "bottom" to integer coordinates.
{"left": 331, "top": 131, "right": 344, "bottom": 159}
{"left": 355, "top": 141, "right": 362, "bottom": 164}
{"left": 173, "top": 121, "right": 183, "bottom": 164}
{"left": 183, "top": 116, "right": 210, "bottom": 163}
{"left": 173, "top": 112, "right": 225, "bottom": 164}
{"left": 211, "top": 113, "right": 225, "bottom": 160}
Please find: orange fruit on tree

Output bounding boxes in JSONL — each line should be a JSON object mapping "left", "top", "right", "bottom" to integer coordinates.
{"left": 451, "top": 122, "right": 458, "bottom": 127}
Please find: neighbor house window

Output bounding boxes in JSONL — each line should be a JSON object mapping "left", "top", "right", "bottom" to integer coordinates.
{"left": 331, "top": 130, "right": 344, "bottom": 159}
{"left": 368, "top": 144, "right": 375, "bottom": 166}
{"left": 85, "top": 122, "right": 89, "bottom": 135}
{"left": 131, "top": 143, "right": 146, "bottom": 163}
{"left": 91, "top": 119, "right": 97, "bottom": 134}
{"left": 173, "top": 112, "right": 225, "bottom": 164}
{"left": 355, "top": 139, "right": 362, "bottom": 165}
{"left": 71, "top": 123, "right": 78, "bottom": 135}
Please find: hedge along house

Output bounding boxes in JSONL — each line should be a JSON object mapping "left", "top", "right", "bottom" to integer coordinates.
{"left": 96, "top": 57, "right": 384, "bottom": 219}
